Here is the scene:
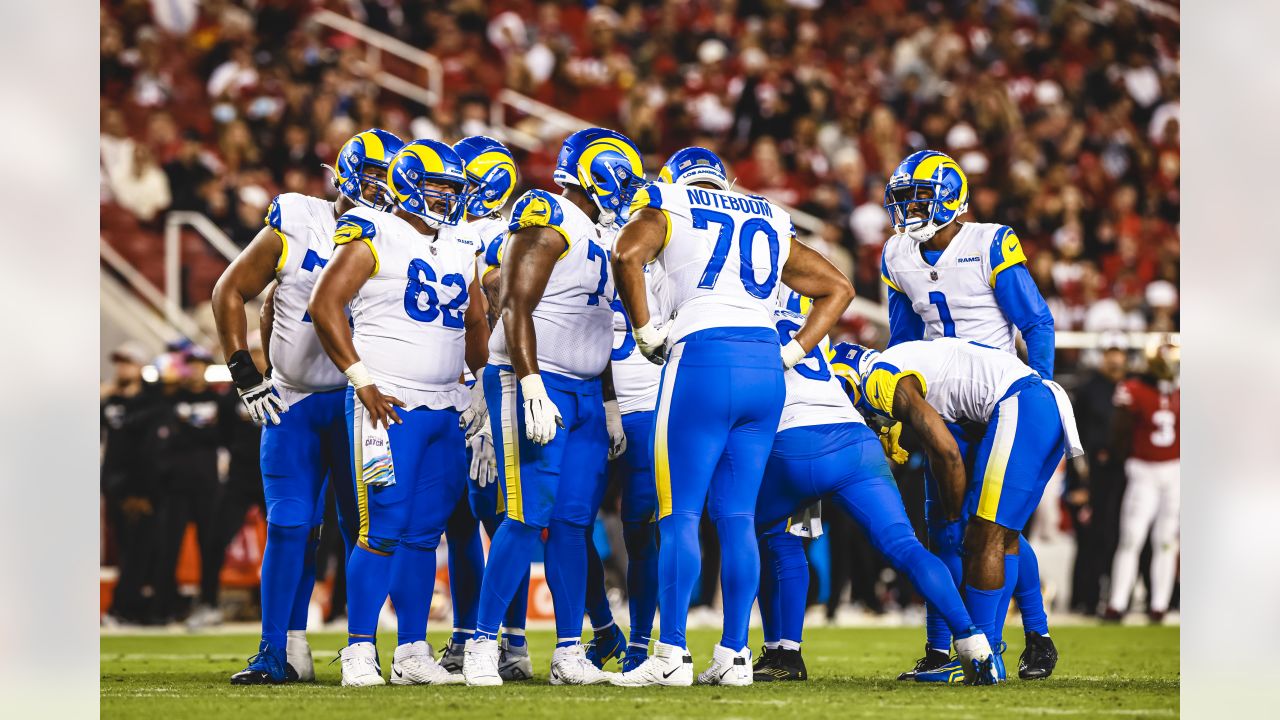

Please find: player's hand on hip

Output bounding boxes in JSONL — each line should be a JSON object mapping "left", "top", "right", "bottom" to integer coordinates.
{"left": 355, "top": 384, "right": 405, "bottom": 430}
{"left": 237, "top": 378, "right": 289, "bottom": 426}
{"left": 632, "top": 321, "right": 669, "bottom": 366}
{"left": 520, "top": 374, "right": 564, "bottom": 445}
{"left": 459, "top": 367, "right": 489, "bottom": 439}
{"left": 605, "top": 399, "right": 627, "bottom": 460}
{"left": 468, "top": 424, "right": 497, "bottom": 488}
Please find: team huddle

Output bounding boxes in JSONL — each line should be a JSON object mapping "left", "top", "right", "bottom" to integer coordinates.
{"left": 211, "top": 125, "right": 1079, "bottom": 688}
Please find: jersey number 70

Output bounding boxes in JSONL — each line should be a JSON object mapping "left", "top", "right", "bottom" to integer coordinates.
{"left": 692, "top": 208, "right": 780, "bottom": 299}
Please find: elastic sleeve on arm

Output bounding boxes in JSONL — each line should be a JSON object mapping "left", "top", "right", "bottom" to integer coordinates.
{"left": 887, "top": 286, "right": 925, "bottom": 347}
{"left": 993, "top": 263, "right": 1055, "bottom": 379}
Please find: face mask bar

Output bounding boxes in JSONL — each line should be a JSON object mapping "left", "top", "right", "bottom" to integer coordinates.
{"left": 883, "top": 179, "right": 941, "bottom": 232}
{"left": 412, "top": 181, "right": 471, "bottom": 227}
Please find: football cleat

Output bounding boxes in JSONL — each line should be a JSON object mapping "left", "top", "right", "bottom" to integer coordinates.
{"left": 611, "top": 641, "right": 693, "bottom": 687}
{"left": 1018, "top": 632, "right": 1058, "bottom": 680}
{"left": 753, "top": 646, "right": 780, "bottom": 674}
{"left": 463, "top": 637, "right": 502, "bottom": 686}
{"left": 954, "top": 630, "right": 996, "bottom": 685}
{"left": 230, "top": 640, "right": 288, "bottom": 685}
{"left": 391, "top": 641, "right": 464, "bottom": 685}
{"left": 498, "top": 637, "right": 533, "bottom": 681}
{"left": 753, "top": 648, "right": 807, "bottom": 682}
{"left": 550, "top": 644, "right": 614, "bottom": 685}
{"left": 285, "top": 633, "right": 314, "bottom": 682}
{"left": 914, "top": 658, "right": 966, "bottom": 684}
{"left": 622, "top": 646, "right": 649, "bottom": 673}
{"left": 339, "top": 642, "right": 385, "bottom": 687}
{"left": 696, "top": 644, "right": 752, "bottom": 686}
{"left": 439, "top": 640, "right": 465, "bottom": 674}
{"left": 897, "top": 646, "right": 953, "bottom": 681}
{"left": 585, "top": 624, "right": 626, "bottom": 669}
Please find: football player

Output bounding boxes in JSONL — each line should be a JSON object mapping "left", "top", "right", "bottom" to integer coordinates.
{"left": 437, "top": 136, "right": 535, "bottom": 682}
{"left": 1105, "top": 340, "right": 1180, "bottom": 622}
{"left": 843, "top": 338, "right": 1083, "bottom": 683}
{"left": 461, "top": 128, "right": 636, "bottom": 687}
{"left": 610, "top": 146, "right": 854, "bottom": 687}
{"left": 213, "top": 129, "right": 403, "bottom": 685}
{"left": 308, "top": 140, "right": 488, "bottom": 687}
{"left": 748, "top": 308, "right": 999, "bottom": 685}
{"left": 880, "top": 150, "right": 1059, "bottom": 680}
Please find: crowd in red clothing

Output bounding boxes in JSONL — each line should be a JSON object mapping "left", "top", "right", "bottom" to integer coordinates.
{"left": 101, "top": 0, "right": 1179, "bottom": 356}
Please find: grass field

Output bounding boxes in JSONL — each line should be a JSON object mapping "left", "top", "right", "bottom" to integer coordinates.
{"left": 101, "top": 626, "right": 1178, "bottom": 719}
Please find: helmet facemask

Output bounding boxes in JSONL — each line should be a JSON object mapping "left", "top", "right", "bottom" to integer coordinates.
{"left": 884, "top": 177, "right": 967, "bottom": 241}
{"left": 581, "top": 154, "right": 645, "bottom": 229}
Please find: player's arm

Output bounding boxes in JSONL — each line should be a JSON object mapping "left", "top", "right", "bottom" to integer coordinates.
{"left": 308, "top": 237, "right": 404, "bottom": 428}
{"left": 779, "top": 239, "right": 855, "bottom": 367}
{"left": 499, "top": 224, "right": 566, "bottom": 444}
{"left": 602, "top": 361, "right": 625, "bottom": 459}
{"left": 882, "top": 254, "right": 924, "bottom": 347}
{"left": 612, "top": 207, "right": 667, "bottom": 361}
{"left": 892, "top": 375, "right": 967, "bottom": 521}
{"left": 481, "top": 265, "right": 502, "bottom": 328}
{"left": 463, "top": 270, "right": 490, "bottom": 376}
{"left": 259, "top": 282, "right": 277, "bottom": 371}
{"left": 990, "top": 229, "right": 1055, "bottom": 378}
{"left": 211, "top": 225, "right": 285, "bottom": 424}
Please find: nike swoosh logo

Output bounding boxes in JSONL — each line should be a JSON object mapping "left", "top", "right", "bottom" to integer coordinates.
{"left": 719, "top": 667, "right": 734, "bottom": 679}
{"left": 393, "top": 668, "right": 403, "bottom": 678}
{"left": 662, "top": 667, "right": 681, "bottom": 679}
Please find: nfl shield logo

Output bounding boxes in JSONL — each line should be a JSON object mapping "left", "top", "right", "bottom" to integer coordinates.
{"left": 930, "top": 270, "right": 939, "bottom": 281}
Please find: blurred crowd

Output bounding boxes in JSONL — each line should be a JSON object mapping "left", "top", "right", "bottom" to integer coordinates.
{"left": 100, "top": 0, "right": 1179, "bottom": 625}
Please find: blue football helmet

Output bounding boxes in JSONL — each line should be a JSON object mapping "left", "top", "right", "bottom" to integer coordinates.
{"left": 659, "top": 146, "right": 729, "bottom": 190}
{"left": 828, "top": 341, "right": 880, "bottom": 410}
{"left": 453, "top": 135, "right": 518, "bottom": 219}
{"left": 332, "top": 129, "right": 405, "bottom": 211}
{"left": 553, "top": 128, "right": 646, "bottom": 228}
{"left": 388, "top": 140, "right": 471, "bottom": 228}
{"left": 883, "top": 150, "right": 969, "bottom": 241}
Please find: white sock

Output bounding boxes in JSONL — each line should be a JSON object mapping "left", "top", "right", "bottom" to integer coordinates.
{"left": 779, "top": 639, "right": 801, "bottom": 651}
{"left": 287, "top": 630, "right": 306, "bottom": 642}
{"left": 764, "top": 642, "right": 780, "bottom": 650}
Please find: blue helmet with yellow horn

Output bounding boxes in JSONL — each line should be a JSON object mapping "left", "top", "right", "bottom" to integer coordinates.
{"left": 387, "top": 139, "right": 471, "bottom": 229}
{"left": 331, "top": 128, "right": 405, "bottom": 211}
{"left": 553, "top": 128, "right": 646, "bottom": 228}
{"left": 453, "top": 135, "right": 518, "bottom": 219}
{"left": 883, "top": 150, "right": 969, "bottom": 241}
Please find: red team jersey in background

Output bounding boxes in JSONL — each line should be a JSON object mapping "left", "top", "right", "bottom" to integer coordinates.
{"left": 1114, "top": 378, "right": 1180, "bottom": 462}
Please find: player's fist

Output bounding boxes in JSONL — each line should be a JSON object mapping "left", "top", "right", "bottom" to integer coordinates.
{"left": 632, "top": 321, "right": 668, "bottom": 365}
{"left": 460, "top": 367, "right": 489, "bottom": 439}
{"left": 520, "top": 374, "right": 564, "bottom": 445}
{"left": 605, "top": 399, "right": 627, "bottom": 460}
{"left": 878, "top": 421, "right": 909, "bottom": 465}
{"left": 237, "top": 378, "right": 289, "bottom": 426}
{"left": 468, "top": 425, "right": 497, "bottom": 488}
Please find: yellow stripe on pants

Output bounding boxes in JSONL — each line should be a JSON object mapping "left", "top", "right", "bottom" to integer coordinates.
{"left": 500, "top": 370, "right": 523, "bottom": 522}
{"left": 652, "top": 344, "right": 684, "bottom": 520}
{"left": 977, "top": 395, "right": 1020, "bottom": 522}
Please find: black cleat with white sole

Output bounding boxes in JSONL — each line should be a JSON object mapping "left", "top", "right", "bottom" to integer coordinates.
{"left": 1018, "top": 631, "right": 1058, "bottom": 680}
{"left": 897, "top": 647, "right": 952, "bottom": 681}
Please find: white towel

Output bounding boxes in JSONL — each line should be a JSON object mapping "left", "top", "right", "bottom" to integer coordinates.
{"left": 1043, "top": 380, "right": 1085, "bottom": 459}
{"left": 353, "top": 399, "right": 397, "bottom": 487}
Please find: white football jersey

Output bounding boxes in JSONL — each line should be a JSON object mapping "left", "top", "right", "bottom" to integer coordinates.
{"left": 862, "top": 337, "right": 1037, "bottom": 424}
{"left": 264, "top": 193, "right": 348, "bottom": 397}
{"left": 773, "top": 308, "right": 862, "bottom": 432}
{"left": 608, "top": 261, "right": 667, "bottom": 415}
{"left": 488, "top": 189, "right": 616, "bottom": 380}
{"left": 335, "top": 206, "right": 483, "bottom": 408}
{"left": 632, "top": 181, "right": 794, "bottom": 344}
{"left": 471, "top": 214, "right": 507, "bottom": 282}
{"left": 880, "top": 223, "right": 1028, "bottom": 353}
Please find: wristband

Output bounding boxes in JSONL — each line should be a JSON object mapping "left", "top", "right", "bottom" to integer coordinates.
{"left": 633, "top": 321, "right": 662, "bottom": 346}
{"left": 519, "top": 373, "right": 548, "bottom": 400}
{"left": 781, "top": 339, "right": 807, "bottom": 369}
{"left": 344, "top": 361, "right": 374, "bottom": 390}
{"left": 226, "top": 349, "right": 264, "bottom": 390}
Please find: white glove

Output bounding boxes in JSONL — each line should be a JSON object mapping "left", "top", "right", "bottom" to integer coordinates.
{"left": 781, "top": 339, "right": 808, "bottom": 370}
{"left": 605, "top": 399, "right": 627, "bottom": 460}
{"left": 238, "top": 378, "right": 288, "bottom": 426}
{"left": 459, "top": 367, "right": 488, "bottom": 439}
{"left": 468, "top": 425, "right": 497, "bottom": 488}
{"left": 520, "top": 374, "right": 564, "bottom": 445}
{"left": 633, "top": 320, "right": 669, "bottom": 365}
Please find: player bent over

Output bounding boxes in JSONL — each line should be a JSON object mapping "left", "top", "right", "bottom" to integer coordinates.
{"left": 309, "top": 140, "right": 487, "bottom": 687}
{"left": 214, "top": 129, "right": 402, "bottom": 684}
{"left": 841, "top": 338, "right": 1083, "bottom": 683}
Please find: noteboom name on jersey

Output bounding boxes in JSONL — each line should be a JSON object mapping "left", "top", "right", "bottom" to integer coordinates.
{"left": 684, "top": 187, "right": 774, "bottom": 217}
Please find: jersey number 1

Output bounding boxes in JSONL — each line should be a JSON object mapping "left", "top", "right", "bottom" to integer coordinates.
{"left": 928, "top": 291, "right": 957, "bottom": 337}
{"left": 692, "top": 208, "right": 780, "bottom": 299}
